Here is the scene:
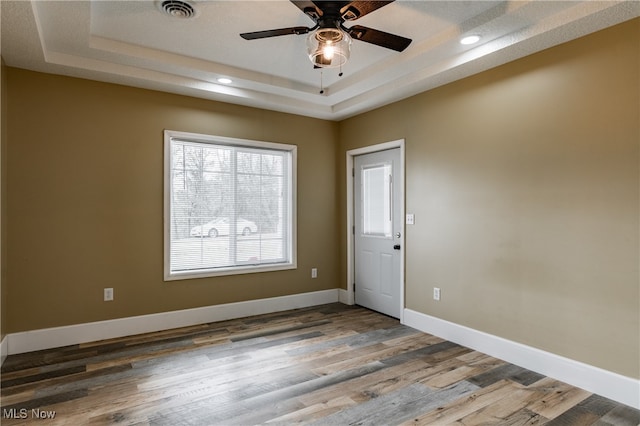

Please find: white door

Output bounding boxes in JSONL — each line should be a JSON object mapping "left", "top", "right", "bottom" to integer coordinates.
{"left": 354, "top": 148, "right": 402, "bottom": 318}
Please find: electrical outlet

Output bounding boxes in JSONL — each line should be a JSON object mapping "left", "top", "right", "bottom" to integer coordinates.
{"left": 104, "top": 288, "right": 114, "bottom": 302}
{"left": 311, "top": 268, "right": 318, "bottom": 279}
{"left": 433, "top": 287, "right": 441, "bottom": 301}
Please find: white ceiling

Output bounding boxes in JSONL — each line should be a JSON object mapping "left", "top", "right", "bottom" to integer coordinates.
{"left": 1, "top": 1, "right": 638, "bottom": 121}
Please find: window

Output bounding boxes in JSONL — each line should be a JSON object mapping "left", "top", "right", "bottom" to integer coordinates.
{"left": 362, "top": 163, "right": 392, "bottom": 238}
{"left": 164, "top": 130, "right": 296, "bottom": 280}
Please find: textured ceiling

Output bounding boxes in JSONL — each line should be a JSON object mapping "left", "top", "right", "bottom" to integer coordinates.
{"left": 1, "top": 1, "right": 638, "bottom": 120}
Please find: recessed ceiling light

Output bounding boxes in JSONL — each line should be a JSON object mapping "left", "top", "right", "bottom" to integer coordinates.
{"left": 217, "top": 78, "right": 233, "bottom": 84}
{"left": 460, "top": 35, "right": 481, "bottom": 45}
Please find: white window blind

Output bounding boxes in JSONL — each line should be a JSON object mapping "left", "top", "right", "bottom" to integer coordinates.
{"left": 164, "top": 131, "right": 296, "bottom": 280}
{"left": 362, "top": 163, "right": 392, "bottom": 238}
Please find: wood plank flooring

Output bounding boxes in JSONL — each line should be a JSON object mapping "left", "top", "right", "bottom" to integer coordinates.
{"left": 1, "top": 303, "right": 639, "bottom": 425}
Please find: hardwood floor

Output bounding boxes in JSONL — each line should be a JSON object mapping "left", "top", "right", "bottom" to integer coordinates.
{"left": 1, "top": 303, "right": 639, "bottom": 425}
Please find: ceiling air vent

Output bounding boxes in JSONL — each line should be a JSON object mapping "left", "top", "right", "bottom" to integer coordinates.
{"left": 158, "top": 0, "right": 196, "bottom": 19}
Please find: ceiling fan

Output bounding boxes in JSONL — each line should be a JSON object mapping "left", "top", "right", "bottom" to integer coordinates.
{"left": 240, "top": 1, "right": 412, "bottom": 69}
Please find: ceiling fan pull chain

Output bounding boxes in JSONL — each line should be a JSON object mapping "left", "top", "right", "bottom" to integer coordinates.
{"left": 319, "top": 71, "right": 324, "bottom": 95}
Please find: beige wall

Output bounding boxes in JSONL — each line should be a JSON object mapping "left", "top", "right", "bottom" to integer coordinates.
{"left": 339, "top": 19, "right": 639, "bottom": 379}
{"left": 1, "top": 57, "right": 6, "bottom": 342}
{"left": 5, "top": 69, "right": 340, "bottom": 332}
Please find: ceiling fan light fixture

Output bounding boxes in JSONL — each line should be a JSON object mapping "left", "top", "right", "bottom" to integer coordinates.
{"left": 307, "top": 28, "right": 351, "bottom": 68}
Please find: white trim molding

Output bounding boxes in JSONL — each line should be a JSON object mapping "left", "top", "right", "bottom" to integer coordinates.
{"left": 0, "top": 335, "right": 7, "bottom": 365}
{"left": 338, "top": 288, "right": 351, "bottom": 305}
{"left": 4, "top": 289, "right": 339, "bottom": 357}
{"left": 403, "top": 308, "right": 640, "bottom": 409}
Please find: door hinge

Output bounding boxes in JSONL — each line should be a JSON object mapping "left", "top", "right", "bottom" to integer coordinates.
{"left": 353, "top": 283, "right": 356, "bottom": 291}
{"left": 352, "top": 225, "right": 355, "bottom": 235}
{"left": 352, "top": 168, "right": 355, "bottom": 177}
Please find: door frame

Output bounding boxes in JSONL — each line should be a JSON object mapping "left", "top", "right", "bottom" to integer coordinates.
{"left": 346, "top": 139, "right": 405, "bottom": 323}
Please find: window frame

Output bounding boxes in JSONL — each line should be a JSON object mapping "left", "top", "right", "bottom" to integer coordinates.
{"left": 163, "top": 130, "right": 297, "bottom": 281}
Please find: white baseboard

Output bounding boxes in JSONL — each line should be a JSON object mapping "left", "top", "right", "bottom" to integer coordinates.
{"left": 5, "top": 289, "right": 340, "bottom": 357}
{"left": 403, "top": 308, "right": 640, "bottom": 409}
{"left": 0, "top": 335, "right": 7, "bottom": 365}
{"left": 338, "top": 288, "right": 352, "bottom": 305}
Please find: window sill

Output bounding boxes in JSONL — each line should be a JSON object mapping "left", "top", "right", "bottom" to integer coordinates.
{"left": 164, "top": 262, "right": 297, "bottom": 281}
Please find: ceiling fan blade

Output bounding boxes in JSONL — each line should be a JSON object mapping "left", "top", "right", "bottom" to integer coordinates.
{"left": 291, "top": 0, "right": 323, "bottom": 22}
{"left": 240, "top": 27, "right": 311, "bottom": 40}
{"left": 346, "top": 25, "right": 411, "bottom": 52}
{"left": 340, "top": 1, "right": 395, "bottom": 21}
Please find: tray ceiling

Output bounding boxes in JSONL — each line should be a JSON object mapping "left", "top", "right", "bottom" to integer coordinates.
{"left": 1, "top": 1, "right": 638, "bottom": 120}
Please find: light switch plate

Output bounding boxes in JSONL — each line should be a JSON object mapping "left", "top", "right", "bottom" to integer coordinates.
{"left": 406, "top": 214, "right": 415, "bottom": 225}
